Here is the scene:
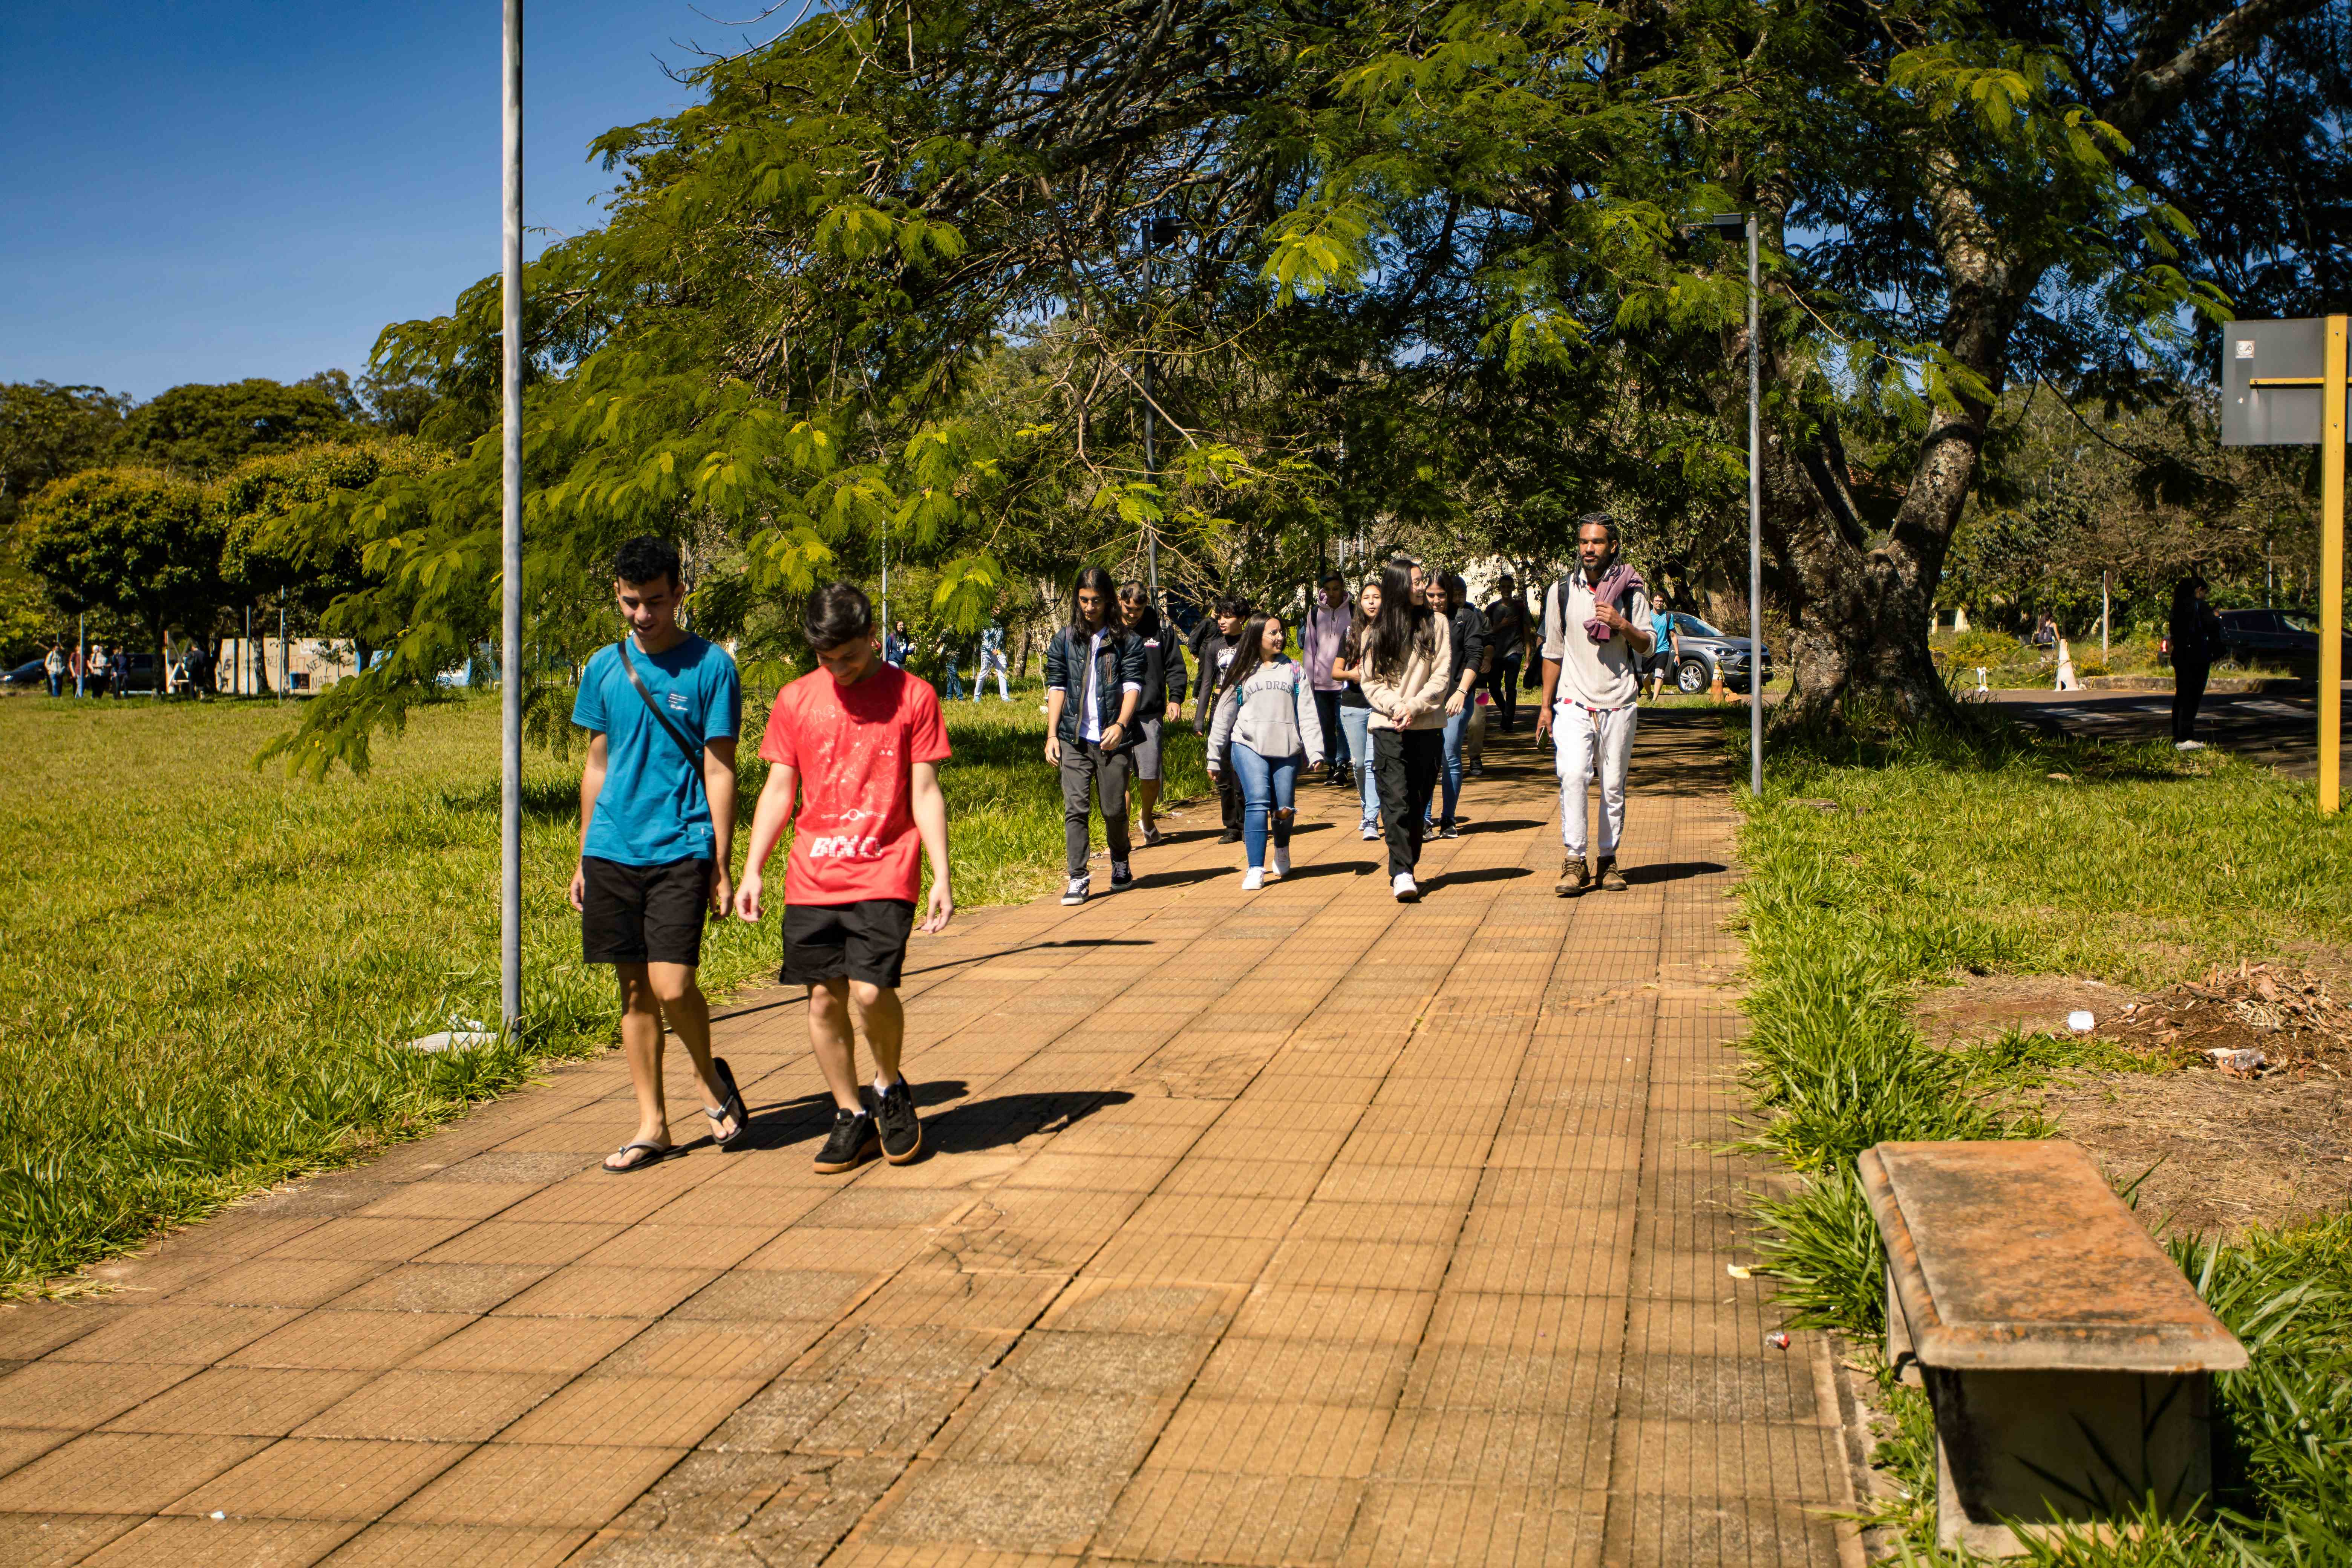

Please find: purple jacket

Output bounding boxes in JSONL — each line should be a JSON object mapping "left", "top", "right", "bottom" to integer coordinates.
{"left": 1583, "top": 564, "right": 1647, "bottom": 642}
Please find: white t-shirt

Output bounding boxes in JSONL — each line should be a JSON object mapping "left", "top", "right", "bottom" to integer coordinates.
{"left": 1541, "top": 574, "right": 1653, "bottom": 709}
{"left": 1077, "top": 627, "right": 1142, "bottom": 743}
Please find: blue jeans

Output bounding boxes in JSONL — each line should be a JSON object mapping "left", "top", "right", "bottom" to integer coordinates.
{"left": 1337, "top": 705, "right": 1376, "bottom": 828}
{"left": 1228, "top": 743, "right": 1298, "bottom": 870}
{"left": 1436, "top": 706, "right": 1472, "bottom": 826}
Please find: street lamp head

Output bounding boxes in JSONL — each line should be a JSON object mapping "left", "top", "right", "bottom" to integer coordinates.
{"left": 1680, "top": 212, "right": 1751, "bottom": 233}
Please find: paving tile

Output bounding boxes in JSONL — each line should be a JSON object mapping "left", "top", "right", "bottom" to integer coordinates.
{"left": 669, "top": 1269, "right": 873, "bottom": 1322}
{"left": 386, "top": 1443, "right": 686, "bottom": 1527}
{"left": 1188, "top": 1337, "right": 1418, "bottom": 1409}
{"left": 798, "top": 1324, "right": 1018, "bottom": 1386}
{"left": 0, "top": 1432, "right": 272, "bottom": 1514}
{"left": 0, "top": 1360, "right": 204, "bottom": 1431}
{"left": 44, "top": 1307, "right": 302, "bottom": 1367}
{"left": 1341, "top": 1482, "right": 1607, "bottom": 1568}
{"left": 320, "top": 1522, "right": 593, "bottom": 1565}
{"left": 863, "top": 1461, "right": 1126, "bottom": 1552}
{"left": 498, "top": 1376, "right": 765, "bottom": 1448}
{"left": 0, "top": 1303, "right": 129, "bottom": 1363}
{"left": 417, "top": 1222, "right": 624, "bottom": 1269}
{"left": 409, "top": 1315, "right": 651, "bottom": 1376}
{"left": 1146, "top": 1399, "right": 1389, "bottom": 1477}
{"left": 295, "top": 1370, "right": 565, "bottom": 1442}
{"left": 327, "top": 1263, "right": 553, "bottom": 1314}
{"left": 256, "top": 1216, "right": 484, "bottom": 1262}
{"left": 936, "top": 1387, "right": 1163, "bottom": 1471}
{"left": 80, "top": 1516, "right": 362, "bottom": 1565}
{"left": 353, "top": 1182, "right": 541, "bottom": 1222}
{"left": 220, "top": 1310, "right": 473, "bottom": 1372}
{"left": 165, "top": 1438, "right": 472, "bottom": 1521}
{"left": 103, "top": 1367, "right": 374, "bottom": 1436}
{"left": 0, "top": 1513, "right": 142, "bottom": 1566}
{"left": 703, "top": 1377, "right": 964, "bottom": 1459}
{"left": 1094, "top": 1470, "right": 1364, "bottom": 1565}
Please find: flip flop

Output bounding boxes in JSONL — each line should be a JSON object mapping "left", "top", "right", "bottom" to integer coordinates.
{"left": 705, "top": 1057, "right": 750, "bottom": 1150}
{"left": 603, "top": 1140, "right": 683, "bottom": 1174}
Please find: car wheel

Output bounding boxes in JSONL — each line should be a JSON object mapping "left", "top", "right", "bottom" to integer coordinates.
{"left": 1676, "top": 660, "right": 1707, "bottom": 694}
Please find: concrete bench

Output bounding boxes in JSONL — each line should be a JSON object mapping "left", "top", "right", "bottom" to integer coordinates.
{"left": 1857, "top": 1139, "right": 2248, "bottom": 1556}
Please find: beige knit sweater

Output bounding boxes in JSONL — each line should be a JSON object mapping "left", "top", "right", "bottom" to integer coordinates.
{"left": 1360, "top": 619, "right": 1450, "bottom": 732}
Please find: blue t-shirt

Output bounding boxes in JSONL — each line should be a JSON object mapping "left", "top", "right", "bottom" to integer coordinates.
{"left": 1652, "top": 609, "right": 1674, "bottom": 657}
{"left": 572, "top": 635, "right": 742, "bottom": 867}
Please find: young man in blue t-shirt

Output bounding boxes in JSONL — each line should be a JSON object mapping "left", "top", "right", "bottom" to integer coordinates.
{"left": 570, "top": 536, "right": 747, "bottom": 1173}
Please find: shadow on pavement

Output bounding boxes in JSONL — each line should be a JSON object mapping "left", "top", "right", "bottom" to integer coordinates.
{"left": 1623, "top": 859, "right": 1729, "bottom": 885}
{"left": 923, "top": 1089, "right": 1135, "bottom": 1154}
{"left": 1436, "top": 865, "right": 1533, "bottom": 887}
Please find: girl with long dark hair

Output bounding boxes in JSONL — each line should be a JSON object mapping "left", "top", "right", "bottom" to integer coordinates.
{"left": 1360, "top": 558, "right": 1449, "bottom": 901}
{"left": 1117, "top": 581, "right": 1188, "bottom": 843}
{"left": 1329, "top": 577, "right": 1384, "bottom": 839}
{"left": 2168, "top": 574, "right": 2220, "bottom": 750}
{"left": 1207, "top": 612, "right": 1325, "bottom": 889}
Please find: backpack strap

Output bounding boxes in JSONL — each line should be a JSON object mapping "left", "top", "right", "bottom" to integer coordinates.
{"left": 614, "top": 640, "right": 707, "bottom": 773}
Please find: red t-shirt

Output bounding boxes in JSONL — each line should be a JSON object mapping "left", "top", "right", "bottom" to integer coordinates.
{"left": 759, "top": 664, "right": 952, "bottom": 906}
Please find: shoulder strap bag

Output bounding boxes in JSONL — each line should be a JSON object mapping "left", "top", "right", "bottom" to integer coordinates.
{"left": 613, "top": 640, "right": 707, "bottom": 772}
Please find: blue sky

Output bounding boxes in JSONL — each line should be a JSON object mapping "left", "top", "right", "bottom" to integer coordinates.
{"left": 1, "top": 2, "right": 749, "bottom": 401}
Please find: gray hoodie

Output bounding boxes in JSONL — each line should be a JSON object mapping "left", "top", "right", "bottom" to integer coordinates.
{"left": 1207, "top": 656, "right": 1326, "bottom": 768}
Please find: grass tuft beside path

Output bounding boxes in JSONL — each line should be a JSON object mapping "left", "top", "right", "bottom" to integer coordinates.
{"left": 0, "top": 690, "right": 1205, "bottom": 1297}
{"left": 1727, "top": 708, "right": 2352, "bottom": 1561}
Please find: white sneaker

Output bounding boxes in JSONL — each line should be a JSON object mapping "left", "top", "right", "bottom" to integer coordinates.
{"left": 1392, "top": 872, "right": 1420, "bottom": 903}
{"left": 2175, "top": 739, "right": 2206, "bottom": 751}
{"left": 1241, "top": 867, "right": 1265, "bottom": 891}
{"left": 1061, "top": 876, "right": 1090, "bottom": 905}
{"left": 1361, "top": 822, "right": 1380, "bottom": 841}
{"left": 1271, "top": 846, "right": 1291, "bottom": 879}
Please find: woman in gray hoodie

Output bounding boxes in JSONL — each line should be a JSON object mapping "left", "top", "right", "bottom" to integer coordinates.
{"left": 1206, "top": 613, "right": 1326, "bottom": 890}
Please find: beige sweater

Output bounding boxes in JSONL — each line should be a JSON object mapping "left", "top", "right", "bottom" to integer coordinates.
{"left": 1360, "top": 620, "right": 1450, "bottom": 732}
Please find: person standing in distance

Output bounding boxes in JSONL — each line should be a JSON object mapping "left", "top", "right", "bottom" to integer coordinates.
{"left": 1047, "top": 566, "right": 1145, "bottom": 905}
{"left": 737, "top": 582, "right": 952, "bottom": 1173}
{"left": 1302, "top": 570, "right": 1357, "bottom": 789}
{"left": 1645, "top": 594, "right": 1678, "bottom": 701}
{"left": 42, "top": 642, "right": 64, "bottom": 699}
{"left": 1190, "top": 596, "right": 1252, "bottom": 843}
{"left": 1117, "top": 582, "right": 1187, "bottom": 845}
{"left": 1483, "top": 575, "right": 1529, "bottom": 732}
{"left": 570, "top": 536, "right": 749, "bottom": 1173}
{"left": 1535, "top": 513, "right": 1655, "bottom": 895}
{"left": 2168, "top": 574, "right": 2221, "bottom": 751}
{"left": 972, "top": 621, "right": 1011, "bottom": 701}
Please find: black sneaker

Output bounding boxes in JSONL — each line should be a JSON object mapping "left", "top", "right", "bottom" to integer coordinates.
{"left": 1439, "top": 823, "right": 1461, "bottom": 839}
{"left": 1218, "top": 828, "right": 1243, "bottom": 845}
{"left": 1109, "top": 860, "right": 1133, "bottom": 891}
{"left": 874, "top": 1080, "right": 923, "bottom": 1164}
{"left": 812, "top": 1107, "right": 879, "bottom": 1174}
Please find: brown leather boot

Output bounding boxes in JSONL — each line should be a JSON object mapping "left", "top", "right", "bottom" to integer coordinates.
{"left": 1556, "top": 854, "right": 1589, "bottom": 897}
{"left": 1596, "top": 858, "right": 1628, "bottom": 891}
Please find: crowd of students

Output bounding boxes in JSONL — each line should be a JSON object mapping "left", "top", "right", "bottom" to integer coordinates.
{"left": 567, "top": 515, "right": 1657, "bottom": 1178}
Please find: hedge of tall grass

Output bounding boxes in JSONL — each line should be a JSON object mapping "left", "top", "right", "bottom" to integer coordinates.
{"left": 0, "top": 689, "right": 1204, "bottom": 1297}
{"left": 1728, "top": 707, "right": 2352, "bottom": 1562}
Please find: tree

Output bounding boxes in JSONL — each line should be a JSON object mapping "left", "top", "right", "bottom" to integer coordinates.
{"left": 21, "top": 469, "right": 227, "bottom": 678}
{"left": 122, "top": 378, "right": 352, "bottom": 479}
{"left": 0, "top": 382, "right": 131, "bottom": 528}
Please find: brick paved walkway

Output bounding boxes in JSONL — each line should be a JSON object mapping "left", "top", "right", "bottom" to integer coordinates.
{"left": 0, "top": 711, "right": 1855, "bottom": 1567}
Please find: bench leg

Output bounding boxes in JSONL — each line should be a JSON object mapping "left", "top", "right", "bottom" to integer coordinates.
{"left": 1927, "top": 1367, "right": 2216, "bottom": 1556}
{"left": 1885, "top": 1260, "right": 1921, "bottom": 1387}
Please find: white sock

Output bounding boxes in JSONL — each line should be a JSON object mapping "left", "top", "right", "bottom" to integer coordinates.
{"left": 874, "top": 1072, "right": 898, "bottom": 1095}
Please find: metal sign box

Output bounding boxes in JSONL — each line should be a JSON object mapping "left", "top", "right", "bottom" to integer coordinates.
{"left": 2222, "top": 317, "right": 2327, "bottom": 446}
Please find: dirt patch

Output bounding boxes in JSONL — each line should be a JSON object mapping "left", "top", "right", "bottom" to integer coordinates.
{"left": 1913, "top": 974, "right": 2147, "bottom": 1049}
{"left": 2038, "top": 962, "right": 2352, "bottom": 1237}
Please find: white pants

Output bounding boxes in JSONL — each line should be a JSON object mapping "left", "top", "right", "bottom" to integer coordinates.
{"left": 972, "top": 650, "right": 1010, "bottom": 701}
{"left": 1554, "top": 700, "right": 1637, "bottom": 859}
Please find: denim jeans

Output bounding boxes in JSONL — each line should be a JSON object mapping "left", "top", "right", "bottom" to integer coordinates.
{"left": 1228, "top": 743, "right": 1299, "bottom": 871}
{"left": 1311, "top": 688, "right": 1349, "bottom": 769}
{"left": 1436, "top": 705, "right": 1472, "bottom": 827}
{"left": 1337, "top": 704, "right": 1377, "bottom": 828}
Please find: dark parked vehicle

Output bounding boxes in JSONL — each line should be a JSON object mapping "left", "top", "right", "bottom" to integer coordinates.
{"left": 2214, "top": 608, "right": 2352, "bottom": 670}
{"left": 1664, "top": 612, "right": 1773, "bottom": 694}
{"left": 1, "top": 658, "right": 46, "bottom": 689}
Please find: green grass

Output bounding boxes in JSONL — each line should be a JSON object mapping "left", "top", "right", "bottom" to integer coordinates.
{"left": 0, "top": 689, "right": 1206, "bottom": 1297}
{"left": 1729, "top": 707, "right": 2352, "bottom": 1562}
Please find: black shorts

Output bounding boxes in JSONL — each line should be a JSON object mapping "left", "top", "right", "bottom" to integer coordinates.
{"left": 581, "top": 856, "right": 711, "bottom": 966}
{"left": 783, "top": 899, "right": 916, "bottom": 988}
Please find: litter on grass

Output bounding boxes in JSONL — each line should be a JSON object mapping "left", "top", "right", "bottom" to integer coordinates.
{"left": 2067, "top": 1009, "right": 2096, "bottom": 1032}
{"left": 2094, "top": 960, "right": 2350, "bottom": 1082}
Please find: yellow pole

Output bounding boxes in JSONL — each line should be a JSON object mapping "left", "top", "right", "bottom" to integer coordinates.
{"left": 2323, "top": 314, "right": 2346, "bottom": 814}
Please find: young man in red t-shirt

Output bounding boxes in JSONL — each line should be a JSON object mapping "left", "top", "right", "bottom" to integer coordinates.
{"left": 736, "top": 582, "right": 954, "bottom": 1172}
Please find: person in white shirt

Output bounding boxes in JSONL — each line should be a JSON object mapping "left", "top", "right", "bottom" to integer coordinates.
{"left": 1534, "top": 513, "right": 1654, "bottom": 896}
{"left": 1044, "top": 567, "right": 1145, "bottom": 905}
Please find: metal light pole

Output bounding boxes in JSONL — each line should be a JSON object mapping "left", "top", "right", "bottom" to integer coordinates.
{"left": 1140, "top": 210, "right": 1178, "bottom": 614}
{"left": 1683, "top": 212, "right": 1764, "bottom": 796}
{"left": 499, "top": 0, "right": 524, "bottom": 1031}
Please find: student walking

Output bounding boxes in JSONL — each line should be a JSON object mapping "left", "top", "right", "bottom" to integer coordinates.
{"left": 1118, "top": 582, "right": 1188, "bottom": 845}
{"left": 43, "top": 643, "right": 63, "bottom": 698}
{"left": 1360, "top": 557, "right": 1448, "bottom": 902}
{"left": 89, "top": 643, "right": 112, "bottom": 698}
{"left": 1190, "top": 596, "right": 1251, "bottom": 844}
{"left": 936, "top": 639, "right": 966, "bottom": 700}
{"left": 2168, "top": 574, "right": 2221, "bottom": 751}
{"left": 1047, "top": 566, "right": 1145, "bottom": 905}
{"left": 1302, "top": 571, "right": 1356, "bottom": 787}
{"left": 568, "top": 536, "right": 748, "bottom": 1174}
{"left": 1646, "top": 596, "right": 1678, "bottom": 700}
{"left": 1535, "top": 513, "right": 1655, "bottom": 895}
{"left": 1426, "top": 572, "right": 1486, "bottom": 837}
{"left": 972, "top": 622, "right": 1010, "bottom": 701}
{"left": 737, "top": 582, "right": 952, "bottom": 1173}
{"left": 1207, "top": 612, "right": 1326, "bottom": 889}
{"left": 1329, "top": 578, "right": 1384, "bottom": 841}
{"left": 1483, "top": 575, "right": 1529, "bottom": 732}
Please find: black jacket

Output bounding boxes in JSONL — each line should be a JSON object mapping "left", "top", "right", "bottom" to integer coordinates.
{"left": 1044, "top": 623, "right": 1147, "bottom": 749}
{"left": 2169, "top": 597, "right": 2222, "bottom": 668}
{"left": 1135, "top": 631, "right": 1187, "bottom": 721}
{"left": 1190, "top": 625, "right": 1246, "bottom": 730}
{"left": 1444, "top": 606, "right": 1487, "bottom": 691}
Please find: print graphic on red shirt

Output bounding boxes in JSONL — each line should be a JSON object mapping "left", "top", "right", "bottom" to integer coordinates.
{"left": 760, "top": 664, "right": 952, "bottom": 905}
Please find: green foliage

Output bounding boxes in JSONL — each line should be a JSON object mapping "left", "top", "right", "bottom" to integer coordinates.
{"left": 122, "top": 378, "right": 352, "bottom": 479}
{"left": 20, "top": 467, "right": 225, "bottom": 652}
{"left": 0, "top": 381, "right": 131, "bottom": 528}
{"left": 214, "top": 436, "right": 455, "bottom": 631}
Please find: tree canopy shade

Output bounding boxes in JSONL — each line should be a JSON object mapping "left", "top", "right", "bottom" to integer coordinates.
{"left": 21, "top": 469, "right": 225, "bottom": 668}
{"left": 122, "top": 378, "right": 354, "bottom": 480}
{"left": 0, "top": 383, "right": 133, "bottom": 528}
{"left": 268, "top": 0, "right": 2346, "bottom": 772}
